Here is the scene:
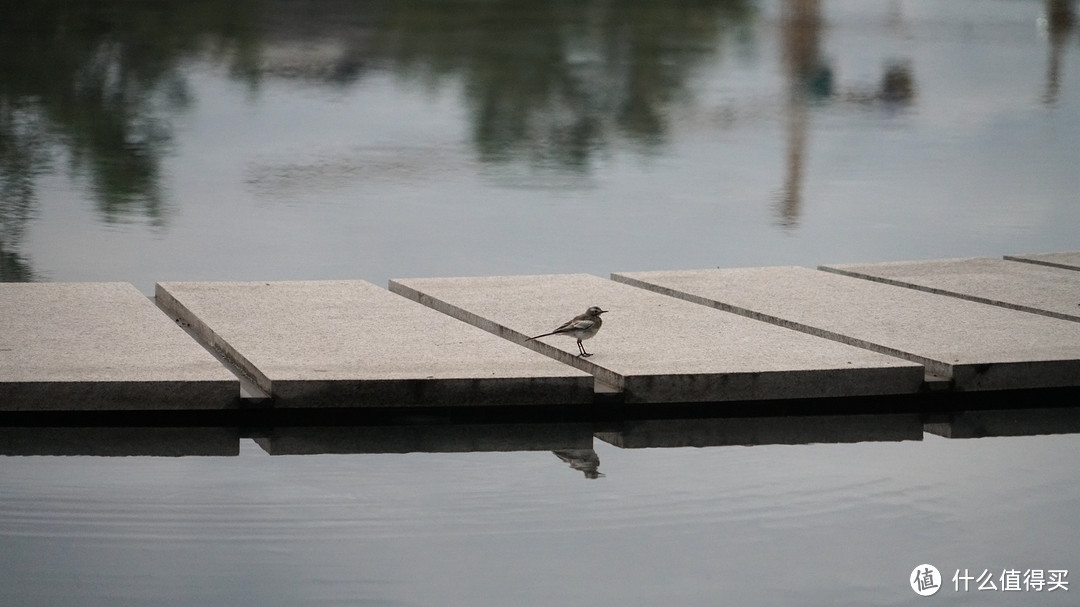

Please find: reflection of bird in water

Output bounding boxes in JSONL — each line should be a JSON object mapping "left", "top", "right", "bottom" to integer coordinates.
{"left": 553, "top": 449, "right": 605, "bottom": 479}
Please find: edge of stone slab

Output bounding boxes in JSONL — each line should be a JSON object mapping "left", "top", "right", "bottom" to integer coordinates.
{"left": 268, "top": 375, "right": 595, "bottom": 407}
{"left": 388, "top": 278, "right": 619, "bottom": 392}
{"left": 818, "top": 259, "right": 1080, "bottom": 323}
{"left": 0, "top": 281, "right": 240, "bottom": 411}
{"left": 818, "top": 260, "right": 1011, "bottom": 311}
{"left": 609, "top": 271, "right": 947, "bottom": 379}
{"left": 0, "top": 380, "right": 240, "bottom": 412}
{"left": 951, "top": 359, "right": 1080, "bottom": 392}
{"left": 159, "top": 280, "right": 595, "bottom": 407}
{"left": 1003, "top": 251, "right": 1080, "bottom": 272}
{"left": 156, "top": 282, "right": 273, "bottom": 395}
{"left": 619, "top": 365, "right": 925, "bottom": 404}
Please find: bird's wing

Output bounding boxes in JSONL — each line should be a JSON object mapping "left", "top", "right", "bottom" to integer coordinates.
{"left": 555, "top": 318, "right": 596, "bottom": 333}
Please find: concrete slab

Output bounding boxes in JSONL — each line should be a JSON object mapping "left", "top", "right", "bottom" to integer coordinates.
{"left": 1004, "top": 251, "right": 1080, "bottom": 271}
{"left": 156, "top": 280, "right": 593, "bottom": 407}
{"left": 390, "top": 274, "right": 924, "bottom": 404}
{"left": 821, "top": 257, "right": 1080, "bottom": 322}
{"left": 0, "top": 282, "right": 238, "bottom": 411}
{"left": 596, "top": 413, "right": 923, "bottom": 448}
{"left": 254, "top": 422, "right": 593, "bottom": 454}
{"left": 613, "top": 266, "right": 1080, "bottom": 391}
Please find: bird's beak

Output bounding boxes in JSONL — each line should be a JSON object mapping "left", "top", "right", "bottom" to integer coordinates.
{"left": 599, "top": 309, "right": 608, "bottom": 314}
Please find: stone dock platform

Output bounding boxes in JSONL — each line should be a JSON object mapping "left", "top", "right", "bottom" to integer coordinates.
{"left": 2, "top": 252, "right": 1079, "bottom": 414}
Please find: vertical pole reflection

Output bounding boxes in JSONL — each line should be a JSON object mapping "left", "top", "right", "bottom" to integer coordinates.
{"left": 1043, "top": 0, "right": 1076, "bottom": 105}
{"left": 776, "top": 0, "right": 830, "bottom": 229}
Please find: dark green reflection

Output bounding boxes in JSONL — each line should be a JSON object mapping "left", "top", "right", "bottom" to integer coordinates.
{"left": 1, "top": 0, "right": 259, "bottom": 215}
{"left": 375, "top": 0, "right": 753, "bottom": 168}
{"left": 0, "top": 0, "right": 258, "bottom": 279}
{"left": 0, "top": 97, "right": 43, "bottom": 281}
{"left": 0, "top": 0, "right": 752, "bottom": 279}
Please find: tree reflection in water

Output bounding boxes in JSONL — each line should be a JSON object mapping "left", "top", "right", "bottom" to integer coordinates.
{"left": 0, "top": 0, "right": 260, "bottom": 279}
{"left": 0, "top": 0, "right": 753, "bottom": 280}
{"left": 372, "top": 0, "right": 753, "bottom": 169}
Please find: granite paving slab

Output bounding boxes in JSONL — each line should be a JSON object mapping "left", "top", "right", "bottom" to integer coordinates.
{"left": 0, "top": 282, "right": 238, "bottom": 411}
{"left": 156, "top": 280, "right": 593, "bottom": 407}
{"left": 821, "top": 257, "right": 1080, "bottom": 322}
{"left": 390, "top": 274, "right": 924, "bottom": 404}
{"left": 613, "top": 266, "right": 1080, "bottom": 391}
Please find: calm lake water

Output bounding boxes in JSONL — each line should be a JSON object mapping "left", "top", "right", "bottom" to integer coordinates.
{"left": 2, "top": 0, "right": 1079, "bottom": 604}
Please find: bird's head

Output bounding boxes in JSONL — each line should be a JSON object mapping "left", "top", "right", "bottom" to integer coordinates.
{"left": 587, "top": 306, "right": 608, "bottom": 316}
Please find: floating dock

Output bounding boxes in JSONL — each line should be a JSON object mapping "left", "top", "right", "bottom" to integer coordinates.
{"left": 2, "top": 252, "right": 1078, "bottom": 413}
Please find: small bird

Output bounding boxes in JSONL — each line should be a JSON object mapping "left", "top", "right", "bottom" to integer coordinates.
{"left": 528, "top": 306, "right": 608, "bottom": 357}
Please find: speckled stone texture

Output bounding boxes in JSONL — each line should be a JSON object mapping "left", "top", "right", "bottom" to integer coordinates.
{"left": 614, "top": 266, "right": 1080, "bottom": 391}
{"left": 157, "top": 280, "right": 593, "bottom": 407}
{"left": 391, "top": 273, "right": 923, "bottom": 404}
{"left": 0, "top": 282, "right": 237, "bottom": 410}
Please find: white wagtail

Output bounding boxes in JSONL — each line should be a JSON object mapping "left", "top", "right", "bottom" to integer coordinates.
{"left": 528, "top": 306, "right": 607, "bottom": 357}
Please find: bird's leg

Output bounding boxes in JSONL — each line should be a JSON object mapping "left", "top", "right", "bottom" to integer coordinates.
{"left": 578, "top": 340, "right": 591, "bottom": 357}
